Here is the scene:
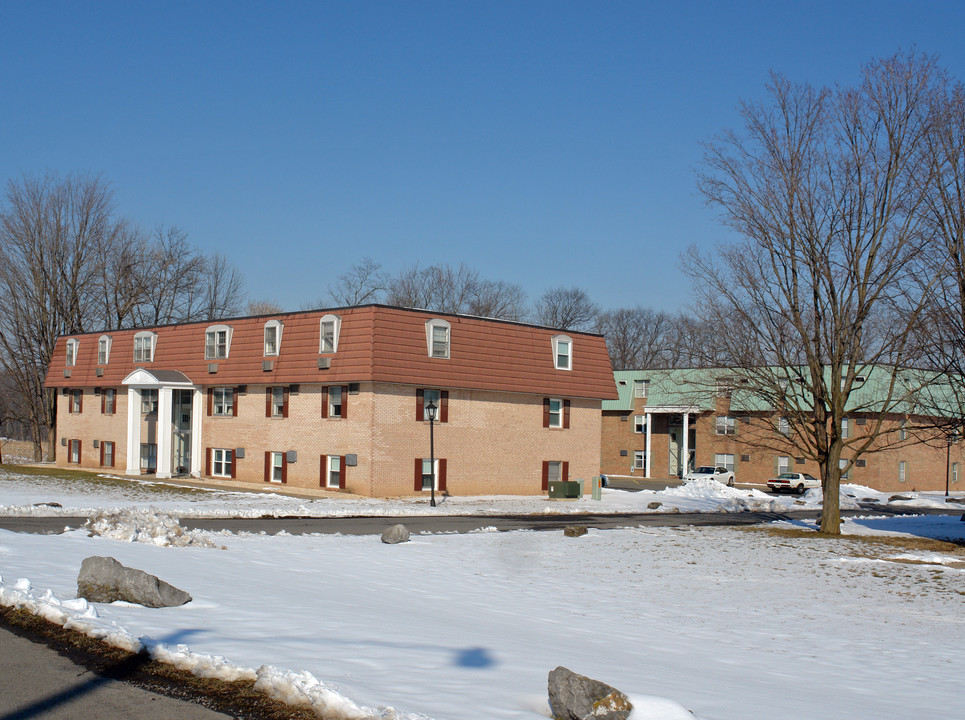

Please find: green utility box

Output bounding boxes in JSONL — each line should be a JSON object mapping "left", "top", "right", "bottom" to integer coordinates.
{"left": 548, "top": 480, "right": 582, "bottom": 499}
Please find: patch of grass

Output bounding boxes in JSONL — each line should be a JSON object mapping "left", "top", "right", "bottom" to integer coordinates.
{"left": 745, "top": 525, "right": 965, "bottom": 556}
{"left": 0, "top": 605, "right": 322, "bottom": 720}
{"left": 0, "top": 464, "right": 215, "bottom": 498}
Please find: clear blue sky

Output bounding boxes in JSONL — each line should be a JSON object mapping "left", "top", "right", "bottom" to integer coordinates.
{"left": 2, "top": 1, "right": 964, "bottom": 315}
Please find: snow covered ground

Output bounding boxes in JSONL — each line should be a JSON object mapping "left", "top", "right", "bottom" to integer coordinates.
{"left": 1, "top": 468, "right": 964, "bottom": 720}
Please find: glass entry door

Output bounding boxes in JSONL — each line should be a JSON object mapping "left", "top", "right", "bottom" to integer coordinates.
{"left": 172, "top": 389, "right": 193, "bottom": 476}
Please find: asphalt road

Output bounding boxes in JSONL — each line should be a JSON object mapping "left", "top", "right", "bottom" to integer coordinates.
{"left": 0, "top": 624, "right": 232, "bottom": 720}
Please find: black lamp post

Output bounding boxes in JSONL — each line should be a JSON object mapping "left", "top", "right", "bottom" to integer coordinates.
{"left": 947, "top": 433, "right": 953, "bottom": 498}
{"left": 426, "top": 399, "right": 437, "bottom": 507}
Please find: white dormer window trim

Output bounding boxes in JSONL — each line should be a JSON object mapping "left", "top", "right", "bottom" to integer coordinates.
{"left": 65, "top": 338, "right": 79, "bottom": 367}
{"left": 552, "top": 335, "right": 572, "bottom": 371}
{"left": 264, "top": 319, "right": 283, "bottom": 357}
{"left": 205, "top": 324, "right": 233, "bottom": 360}
{"left": 98, "top": 335, "right": 112, "bottom": 365}
{"left": 426, "top": 318, "right": 451, "bottom": 359}
{"left": 133, "top": 331, "right": 157, "bottom": 363}
{"left": 319, "top": 314, "right": 342, "bottom": 354}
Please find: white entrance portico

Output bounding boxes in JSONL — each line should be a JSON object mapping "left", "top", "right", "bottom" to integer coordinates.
{"left": 640, "top": 405, "right": 700, "bottom": 478}
{"left": 122, "top": 369, "right": 203, "bottom": 479}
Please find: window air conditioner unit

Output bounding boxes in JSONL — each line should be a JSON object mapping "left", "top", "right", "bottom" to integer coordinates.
{"left": 208, "top": 363, "right": 218, "bottom": 373}
{"left": 262, "top": 360, "right": 273, "bottom": 372}
{"left": 93, "top": 440, "right": 99, "bottom": 448}
{"left": 96, "top": 368, "right": 104, "bottom": 377}
{"left": 317, "top": 358, "right": 331, "bottom": 370}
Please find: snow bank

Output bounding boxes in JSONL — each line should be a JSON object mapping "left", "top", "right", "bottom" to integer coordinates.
{"left": 85, "top": 508, "right": 221, "bottom": 548}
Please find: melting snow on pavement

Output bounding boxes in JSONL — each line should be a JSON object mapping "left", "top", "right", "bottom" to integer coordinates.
{"left": 1, "top": 468, "right": 964, "bottom": 720}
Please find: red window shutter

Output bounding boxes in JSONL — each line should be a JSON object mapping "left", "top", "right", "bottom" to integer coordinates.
{"left": 281, "top": 455, "right": 288, "bottom": 483}
{"left": 543, "top": 398, "right": 550, "bottom": 428}
{"left": 440, "top": 391, "right": 449, "bottom": 423}
{"left": 101, "top": 393, "right": 106, "bottom": 414}
{"left": 319, "top": 454, "right": 325, "bottom": 487}
{"left": 265, "top": 388, "right": 272, "bottom": 418}
{"left": 321, "top": 386, "right": 329, "bottom": 418}
{"left": 541, "top": 461, "right": 549, "bottom": 491}
{"left": 414, "top": 458, "right": 423, "bottom": 491}
{"left": 100, "top": 442, "right": 104, "bottom": 466}
{"left": 233, "top": 388, "right": 239, "bottom": 417}
{"left": 282, "top": 388, "right": 289, "bottom": 418}
{"left": 563, "top": 400, "right": 571, "bottom": 429}
{"left": 264, "top": 451, "right": 271, "bottom": 482}
{"left": 207, "top": 389, "right": 213, "bottom": 416}
{"left": 562, "top": 461, "right": 569, "bottom": 482}
{"left": 339, "top": 455, "right": 346, "bottom": 489}
{"left": 416, "top": 389, "right": 425, "bottom": 421}
{"left": 206, "top": 447, "right": 212, "bottom": 476}
{"left": 341, "top": 386, "right": 349, "bottom": 419}
{"left": 438, "top": 458, "right": 447, "bottom": 492}
{"left": 109, "top": 443, "right": 115, "bottom": 468}
{"left": 78, "top": 392, "right": 83, "bottom": 414}
{"left": 77, "top": 442, "right": 82, "bottom": 464}
{"left": 230, "top": 451, "right": 236, "bottom": 478}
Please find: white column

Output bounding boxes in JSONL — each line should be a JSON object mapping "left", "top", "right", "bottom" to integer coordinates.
{"left": 126, "top": 388, "right": 141, "bottom": 475}
{"left": 645, "top": 412, "right": 653, "bottom": 478}
{"left": 682, "top": 412, "right": 690, "bottom": 476}
{"left": 190, "top": 388, "right": 204, "bottom": 477}
{"left": 156, "top": 387, "right": 173, "bottom": 478}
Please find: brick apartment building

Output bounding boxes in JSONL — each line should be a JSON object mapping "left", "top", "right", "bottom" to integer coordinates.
{"left": 602, "top": 368, "right": 965, "bottom": 493}
{"left": 45, "top": 305, "right": 617, "bottom": 497}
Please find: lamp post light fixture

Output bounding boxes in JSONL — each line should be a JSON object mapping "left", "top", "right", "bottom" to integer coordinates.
{"left": 426, "top": 399, "right": 437, "bottom": 507}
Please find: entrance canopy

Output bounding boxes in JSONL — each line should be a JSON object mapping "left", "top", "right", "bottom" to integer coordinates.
{"left": 122, "top": 368, "right": 194, "bottom": 387}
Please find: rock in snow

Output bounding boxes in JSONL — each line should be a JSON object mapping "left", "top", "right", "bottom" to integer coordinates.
{"left": 563, "top": 525, "right": 588, "bottom": 537}
{"left": 77, "top": 556, "right": 192, "bottom": 608}
{"left": 547, "top": 666, "right": 633, "bottom": 720}
{"left": 381, "top": 524, "right": 410, "bottom": 544}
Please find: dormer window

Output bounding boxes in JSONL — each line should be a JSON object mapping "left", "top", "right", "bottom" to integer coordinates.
{"left": 98, "top": 335, "right": 112, "bottom": 365}
{"left": 133, "top": 331, "right": 157, "bottom": 363}
{"left": 65, "top": 339, "right": 79, "bottom": 367}
{"left": 205, "top": 325, "right": 232, "bottom": 360}
{"left": 264, "top": 319, "right": 283, "bottom": 357}
{"left": 319, "top": 314, "right": 341, "bottom": 354}
{"left": 552, "top": 335, "right": 571, "bottom": 370}
{"left": 426, "top": 319, "right": 450, "bottom": 359}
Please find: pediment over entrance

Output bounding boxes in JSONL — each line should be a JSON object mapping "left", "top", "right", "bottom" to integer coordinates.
{"left": 122, "top": 368, "right": 194, "bottom": 387}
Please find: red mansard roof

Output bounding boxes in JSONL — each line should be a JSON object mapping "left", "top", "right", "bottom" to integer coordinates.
{"left": 45, "top": 305, "right": 618, "bottom": 400}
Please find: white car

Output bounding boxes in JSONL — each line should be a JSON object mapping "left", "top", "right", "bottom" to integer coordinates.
{"left": 683, "top": 466, "right": 735, "bottom": 487}
{"left": 767, "top": 472, "right": 820, "bottom": 494}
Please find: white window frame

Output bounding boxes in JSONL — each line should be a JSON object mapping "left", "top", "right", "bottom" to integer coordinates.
{"left": 319, "top": 314, "right": 341, "bottom": 354}
{"left": 213, "top": 387, "right": 234, "bottom": 416}
{"left": 103, "top": 388, "right": 116, "bottom": 414}
{"left": 271, "top": 386, "right": 285, "bottom": 417}
{"left": 425, "top": 319, "right": 450, "bottom": 359}
{"left": 329, "top": 385, "right": 343, "bottom": 417}
{"left": 212, "top": 448, "right": 233, "bottom": 478}
{"left": 141, "top": 388, "right": 159, "bottom": 414}
{"left": 552, "top": 335, "right": 572, "bottom": 371}
{"left": 841, "top": 417, "right": 850, "bottom": 439}
{"left": 634, "top": 415, "right": 645, "bottom": 434}
{"left": 264, "top": 319, "right": 283, "bottom": 357}
{"left": 69, "top": 439, "right": 80, "bottom": 463}
{"left": 839, "top": 458, "right": 850, "bottom": 480}
{"left": 633, "top": 380, "right": 648, "bottom": 398}
{"left": 133, "top": 331, "right": 157, "bottom": 363}
{"left": 70, "top": 389, "right": 82, "bottom": 414}
{"left": 777, "top": 455, "right": 791, "bottom": 475}
{"left": 952, "top": 462, "right": 959, "bottom": 484}
{"left": 421, "top": 458, "right": 440, "bottom": 490}
{"left": 778, "top": 416, "right": 790, "bottom": 436}
{"left": 548, "top": 398, "right": 563, "bottom": 429}
{"left": 716, "top": 416, "right": 737, "bottom": 435}
{"left": 715, "top": 453, "right": 735, "bottom": 472}
{"left": 422, "top": 388, "right": 441, "bottom": 419}
{"left": 632, "top": 451, "right": 645, "bottom": 470}
{"left": 546, "top": 460, "right": 563, "bottom": 484}
{"left": 205, "top": 325, "right": 233, "bottom": 360}
{"left": 899, "top": 419, "right": 907, "bottom": 441}
{"left": 102, "top": 440, "right": 114, "bottom": 467}
{"left": 326, "top": 454, "right": 341, "bottom": 488}
{"left": 270, "top": 451, "right": 284, "bottom": 483}
{"left": 98, "top": 335, "right": 112, "bottom": 365}
{"left": 65, "top": 338, "right": 78, "bottom": 367}
{"left": 898, "top": 460, "right": 906, "bottom": 484}
{"left": 140, "top": 442, "right": 157, "bottom": 473}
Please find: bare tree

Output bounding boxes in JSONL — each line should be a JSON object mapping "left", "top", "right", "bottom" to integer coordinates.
{"left": 0, "top": 173, "right": 128, "bottom": 458}
{"left": 248, "top": 299, "right": 284, "bottom": 315}
{"left": 132, "top": 226, "right": 207, "bottom": 326}
{"left": 467, "top": 279, "right": 528, "bottom": 321}
{"left": 597, "top": 307, "right": 674, "bottom": 370}
{"left": 534, "top": 287, "right": 598, "bottom": 331}
{"left": 203, "top": 252, "right": 246, "bottom": 321}
{"left": 326, "top": 257, "right": 387, "bottom": 307}
{"left": 689, "top": 50, "right": 946, "bottom": 534}
{"left": 383, "top": 263, "right": 526, "bottom": 320}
